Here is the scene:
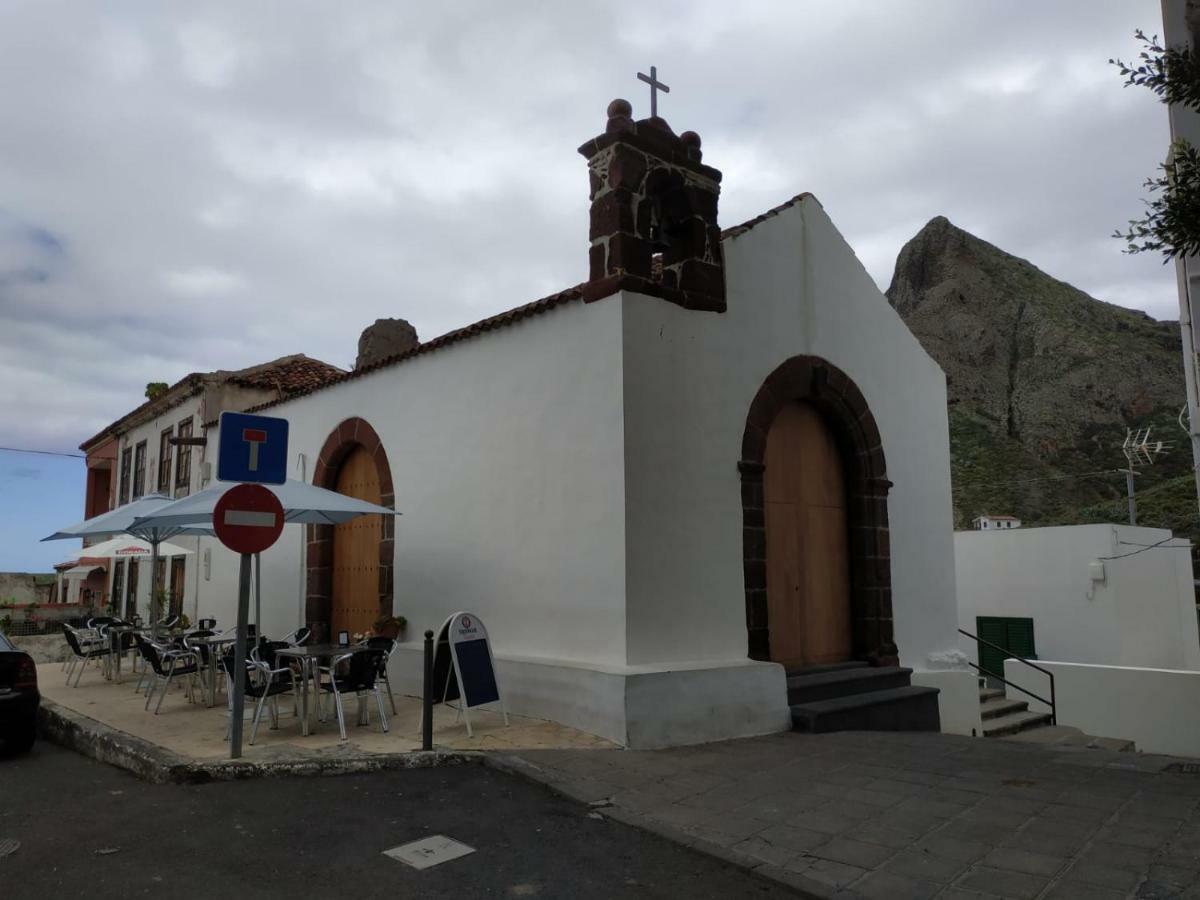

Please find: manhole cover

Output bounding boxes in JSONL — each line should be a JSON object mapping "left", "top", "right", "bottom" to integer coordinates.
{"left": 0, "top": 839, "right": 19, "bottom": 859}
{"left": 382, "top": 835, "right": 475, "bottom": 870}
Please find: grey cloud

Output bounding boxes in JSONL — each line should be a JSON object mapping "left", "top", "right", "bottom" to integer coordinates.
{"left": 0, "top": 0, "right": 1174, "bottom": 452}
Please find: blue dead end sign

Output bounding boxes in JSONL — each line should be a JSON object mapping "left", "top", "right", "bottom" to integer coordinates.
{"left": 218, "top": 411, "right": 288, "bottom": 485}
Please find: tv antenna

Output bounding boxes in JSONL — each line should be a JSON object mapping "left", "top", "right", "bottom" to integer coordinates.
{"left": 1119, "top": 426, "right": 1172, "bottom": 525}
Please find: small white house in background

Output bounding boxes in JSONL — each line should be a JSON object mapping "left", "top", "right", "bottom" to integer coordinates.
{"left": 955, "top": 524, "right": 1200, "bottom": 672}
{"left": 971, "top": 514, "right": 1021, "bottom": 531}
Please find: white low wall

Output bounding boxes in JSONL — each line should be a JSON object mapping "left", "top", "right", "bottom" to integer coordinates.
{"left": 387, "top": 644, "right": 791, "bottom": 749}
{"left": 1005, "top": 658, "right": 1200, "bottom": 757}
{"left": 958, "top": 525, "right": 1200, "bottom": 670}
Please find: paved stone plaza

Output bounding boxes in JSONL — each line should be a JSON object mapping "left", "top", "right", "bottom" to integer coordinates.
{"left": 502, "top": 730, "right": 1200, "bottom": 899}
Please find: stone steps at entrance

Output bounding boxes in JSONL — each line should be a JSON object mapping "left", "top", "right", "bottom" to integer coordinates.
{"left": 786, "top": 665, "right": 914, "bottom": 705}
{"left": 784, "top": 660, "right": 870, "bottom": 677}
{"left": 788, "top": 660, "right": 940, "bottom": 734}
{"left": 791, "top": 686, "right": 941, "bottom": 733}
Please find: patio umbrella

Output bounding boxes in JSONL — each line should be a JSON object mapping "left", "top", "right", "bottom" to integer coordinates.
{"left": 130, "top": 479, "right": 399, "bottom": 631}
{"left": 71, "top": 535, "right": 195, "bottom": 559}
{"left": 41, "top": 494, "right": 207, "bottom": 628}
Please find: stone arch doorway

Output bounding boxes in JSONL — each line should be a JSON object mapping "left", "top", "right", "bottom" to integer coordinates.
{"left": 308, "top": 417, "right": 395, "bottom": 642}
{"left": 740, "top": 356, "right": 896, "bottom": 667}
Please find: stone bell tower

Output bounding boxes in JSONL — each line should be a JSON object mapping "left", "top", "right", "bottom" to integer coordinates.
{"left": 578, "top": 99, "right": 725, "bottom": 312}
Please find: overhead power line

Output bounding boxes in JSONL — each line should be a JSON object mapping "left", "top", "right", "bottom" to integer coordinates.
{"left": 0, "top": 446, "right": 85, "bottom": 459}
{"left": 954, "top": 469, "right": 1121, "bottom": 489}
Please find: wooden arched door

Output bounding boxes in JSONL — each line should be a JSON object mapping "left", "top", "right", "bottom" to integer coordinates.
{"left": 764, "top": 401, "right": 853, "bottom": 667}
{"left": 331, "top": 446, "right": 382, "bottom": 636}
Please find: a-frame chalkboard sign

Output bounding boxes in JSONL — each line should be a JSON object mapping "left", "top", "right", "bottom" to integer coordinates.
{"left": 429, "top": 611, "right": 508, "bottom": 737}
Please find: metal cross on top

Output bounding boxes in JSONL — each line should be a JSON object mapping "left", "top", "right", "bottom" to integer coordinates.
{"left": 637, "top": 65, "right": 669, "bottom": 118}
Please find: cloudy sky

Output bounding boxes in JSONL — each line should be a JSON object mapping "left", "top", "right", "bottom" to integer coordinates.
{"left": 0, "top": 0, "right": 1176, "bottom": 569}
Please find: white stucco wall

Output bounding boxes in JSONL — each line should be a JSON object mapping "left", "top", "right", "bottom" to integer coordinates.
{"left": 199, "top": 298, "right": 631, "bottom": 667}
{"left": 1006, "top": 658, "right": 1200, "bottom": 757}
{"left": 617, "top": 196, "right": 972, "bottom": 732}
{"left": 956, "top": 524, "right": 1200, "bottom": 671}
{"left": 619, "top": 199, "right": 962, "bottom": 667}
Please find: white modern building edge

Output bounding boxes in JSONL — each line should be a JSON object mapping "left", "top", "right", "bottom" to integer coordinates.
{"left": 956, "top": 524, "right": 1200, "bottom": 673}
{"left": 174, "top": 102, "right": 975, "bottom": 748}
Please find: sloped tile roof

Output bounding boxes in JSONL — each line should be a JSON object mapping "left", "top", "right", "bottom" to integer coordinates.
{"left": 231, "top": 284, "right": 585, "bottom": 421}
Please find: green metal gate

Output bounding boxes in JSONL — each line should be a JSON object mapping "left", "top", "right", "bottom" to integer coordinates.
{"left": 976, "top": 616, "right": 1036, "bottom": 683}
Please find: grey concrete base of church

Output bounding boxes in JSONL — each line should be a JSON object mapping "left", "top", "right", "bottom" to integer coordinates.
{"left": 389, "top": 645, "right": 792, "bottom": 749}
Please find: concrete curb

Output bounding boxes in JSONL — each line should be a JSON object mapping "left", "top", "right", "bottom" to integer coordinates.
{"left": 484, "top": 753, "right": 850, "bottom": 900}
{"left": 37, "top": 699, "right": 481, "bottom": 784}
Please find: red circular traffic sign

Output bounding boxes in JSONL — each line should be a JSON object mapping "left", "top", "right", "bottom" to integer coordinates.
{"left": 212, "top": 483, "right": 285, "bottom": 555}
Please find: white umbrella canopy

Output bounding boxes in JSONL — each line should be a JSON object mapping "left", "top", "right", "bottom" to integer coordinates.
{"left": 129, "top": 479, "right": 399, "bottom": 532}
{"left": 131, "top": 479, "right": 399, "bottom": 636}
{"left": 72, "top": 536, "right": 195, "bottom": 559}
{"left": 41, "top": 493, "right": 182, "bottom": 542}
{"left": 42, "top": 494, "right": 212, "bottom": 629}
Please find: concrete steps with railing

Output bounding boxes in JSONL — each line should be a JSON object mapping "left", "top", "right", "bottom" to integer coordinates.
{"left": 976, "top": 681, "right": 1135, "bottom": 750}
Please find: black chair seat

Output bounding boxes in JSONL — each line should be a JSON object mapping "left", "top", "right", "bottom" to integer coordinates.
{"left": 247, "top": 678, "right": 293, "bottom": 700}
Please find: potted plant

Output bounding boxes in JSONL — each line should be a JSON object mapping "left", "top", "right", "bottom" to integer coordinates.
{"left": 372, "top": 614, "right": 407, "bottom": 641}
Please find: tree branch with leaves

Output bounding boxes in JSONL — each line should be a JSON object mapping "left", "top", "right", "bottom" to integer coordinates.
{"left": 1112, "top": 30, "right": 1200, "bottom": 259}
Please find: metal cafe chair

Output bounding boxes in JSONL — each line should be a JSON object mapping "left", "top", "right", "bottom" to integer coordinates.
{"left": 317, "top": 648, "right": 390, "bottom": 741}
{"left": 134, "top": 634, "right": 201, "bottom": 714}
{"left": 281, "top": 626, "right": 310, "bottom": 646}
{"left": 62, "top": 623, "right": 111, "bottom": 687}
{"left": 365, "top": 636, "right": 398, "bottom": 715}
{"left": 220, "top": 647, "right": 297, "bottom": 745}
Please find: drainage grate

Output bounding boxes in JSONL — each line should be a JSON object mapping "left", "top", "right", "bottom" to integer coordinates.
{"left": 1164, "top": 762, "right": 1200, "bottom": 774}
{"left": 0, "top": 839, "right": 19, "bottom": 859}
{"left": 382, "top": 835, "right": 476, "bottom": 870}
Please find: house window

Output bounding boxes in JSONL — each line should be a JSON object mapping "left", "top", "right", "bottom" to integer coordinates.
{"left": 125, "top": 559, "right": 139, "bottom": 620}
{"left": 170, "top": 556, "right": 186, "bottom": 618}
{"left": 158, "top": 428, "right": 173, "bottom": 493}
{"left": 111, "top": 560, "right": 124, "bottom": 614}
{"left": 176, "top": 418, "right": 193, "bottom": 495}
{"left": 132, "top": 441, "right": 147, "bottom": 499}
{"left": 118, "top": 447, "right": 132, "bottom": 505}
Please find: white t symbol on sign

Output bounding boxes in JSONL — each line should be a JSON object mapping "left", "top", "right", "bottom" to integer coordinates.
{"left": 242, "top": 428, "right": 267, "bottom": 472}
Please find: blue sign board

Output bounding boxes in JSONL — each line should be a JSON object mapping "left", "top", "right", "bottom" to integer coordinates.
{"left": 217, "top": 411, "right": 289, "bottom": 485}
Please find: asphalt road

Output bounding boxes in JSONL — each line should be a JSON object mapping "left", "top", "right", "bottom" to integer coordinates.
{"left": 0, "top": 743, "right": 798, "bottom": 899}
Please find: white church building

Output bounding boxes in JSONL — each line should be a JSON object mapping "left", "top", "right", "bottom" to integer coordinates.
{"left": 110, "top": 99, "right": 976, "bottom": 747}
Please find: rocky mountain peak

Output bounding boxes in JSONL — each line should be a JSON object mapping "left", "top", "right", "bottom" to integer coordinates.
{"left": 885, "top": 219, "right": 1185, "bottom": 529}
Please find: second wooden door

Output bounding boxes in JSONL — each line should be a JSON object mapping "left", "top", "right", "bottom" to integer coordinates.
{"left": 331, "top": 446, "right": 382, "bottom": 637}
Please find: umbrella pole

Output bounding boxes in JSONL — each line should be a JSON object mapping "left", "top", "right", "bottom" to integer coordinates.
{"left": 254, "top": 551, "right": 262, "bottom": 637}
{"left": 149, "top": 539, "right": 159, "bottom": 632}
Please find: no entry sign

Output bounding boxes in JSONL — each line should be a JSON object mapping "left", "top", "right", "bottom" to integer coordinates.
{"left": 212, "top": 483, "right": 285, "bottom": 555}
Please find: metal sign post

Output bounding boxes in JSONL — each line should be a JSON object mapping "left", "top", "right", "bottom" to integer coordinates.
{"left": 229, "top": 552, "right": 252, "bottom": 759}
{"left": 212, "top": 483, "right": 286, "bottom": 760}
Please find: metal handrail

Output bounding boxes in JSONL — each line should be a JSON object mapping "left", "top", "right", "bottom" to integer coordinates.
{"left": 958, "top": 628, "right": 1056, "bottom": 726}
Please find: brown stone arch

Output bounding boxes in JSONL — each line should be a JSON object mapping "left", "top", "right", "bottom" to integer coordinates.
{"left": 739, "top": 356, "right": 896, "bottom": 666}
{"left": 307, "top": 417, "right": 395, "bottom": 641}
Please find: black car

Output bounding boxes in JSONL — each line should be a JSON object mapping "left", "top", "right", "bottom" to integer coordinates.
{"left": 0, "top": 631, "right": 38, "bottom": 754}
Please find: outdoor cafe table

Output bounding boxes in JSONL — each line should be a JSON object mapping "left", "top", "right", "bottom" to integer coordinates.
{"left": 274, "top": 643, "right": 364, "bottom": 736}
{"left": 103, "top": 624, "right": 137, "bottom": 684}
{"left": 186, "top": 634, "right": 238, "bottom": 707}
